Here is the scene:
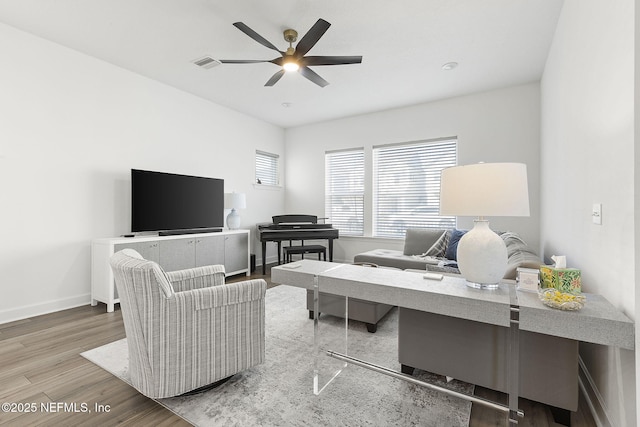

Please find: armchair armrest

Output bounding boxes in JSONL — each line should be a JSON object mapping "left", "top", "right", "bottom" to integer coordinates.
{"left": 173, "top": 279, "right": 267, "bottom": 311}
{"left": 167, "top": 264, "right": 225, "bottom": 292}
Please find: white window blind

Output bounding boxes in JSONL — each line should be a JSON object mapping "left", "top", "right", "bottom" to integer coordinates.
{"left": 325, "top": 149, "right": 364, "bottom": 236}
{"left": 373, "top": 139, "right": 457, "bottom": 238}
{"left": 255, "top": 150, "right": 279, "bottom": 186}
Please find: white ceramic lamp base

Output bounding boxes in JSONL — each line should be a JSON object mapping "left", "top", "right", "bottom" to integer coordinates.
{"left": 456, "top": 219, "right": 507, "bottom": 289}
{"left": 226, "top": 209, "right": 241, "bottom": 230}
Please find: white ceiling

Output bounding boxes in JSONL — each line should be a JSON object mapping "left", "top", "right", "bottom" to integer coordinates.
{"left": 0, "top": 0, "right": 564, "bottom": 128}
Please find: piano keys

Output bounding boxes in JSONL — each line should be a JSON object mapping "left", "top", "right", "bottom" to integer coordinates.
{"left": 257, "top": 215, "right": 339, "bottom": 274}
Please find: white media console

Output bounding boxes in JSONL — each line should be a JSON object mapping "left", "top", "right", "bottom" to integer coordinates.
{"left": 91, "top": 229, "right": 251, "bottom": 312}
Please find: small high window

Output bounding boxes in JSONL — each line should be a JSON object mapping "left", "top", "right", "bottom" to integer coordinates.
{"left": 255, "top": 150, "right": 280, "bottom": 186}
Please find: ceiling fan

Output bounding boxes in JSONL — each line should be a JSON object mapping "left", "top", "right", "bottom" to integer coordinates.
{"left": 219, "top": 18, "right": 362, "bottom": 87}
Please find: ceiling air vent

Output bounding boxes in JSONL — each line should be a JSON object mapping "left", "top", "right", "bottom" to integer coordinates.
{"left": 192, "top": 56, "right": 221, "bottom": 69}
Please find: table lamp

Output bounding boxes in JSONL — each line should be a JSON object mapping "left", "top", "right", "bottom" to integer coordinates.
{"left": 224, "top": 192, "right": 246, "bottom": 230}
{"left": 439, "top": 163, "right": 530, "bottom": 289}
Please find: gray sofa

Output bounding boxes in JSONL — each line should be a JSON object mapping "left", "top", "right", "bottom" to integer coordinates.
{"left": 354, "top": 228, "right": 542, "bottom": 279}
{"left": 306, "top": 289, "right": 394, "bottom": 333}
{"left": 306, "top": 263, "right": 395, "bottom": 333}
{"left": 399, "top": 308, "right": 578, "bottom": 412}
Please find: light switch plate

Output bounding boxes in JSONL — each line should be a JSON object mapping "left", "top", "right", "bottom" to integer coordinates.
{"left": 592, "top": 203, "right": 602, "bottom": 225}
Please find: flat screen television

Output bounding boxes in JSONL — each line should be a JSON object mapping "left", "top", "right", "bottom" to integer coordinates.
{"left": 131, "top": 169, "right": 224, "bottom": 235}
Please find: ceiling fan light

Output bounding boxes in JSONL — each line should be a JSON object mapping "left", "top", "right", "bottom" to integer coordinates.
{"left": 283, "top": 60, "right": 299, "bottom": 72}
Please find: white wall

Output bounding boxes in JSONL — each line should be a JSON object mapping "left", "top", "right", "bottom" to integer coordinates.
{"left": 284, "top": 83, "right": 541, "bottom": 262}
{"left": 0, "top": 23, "right": 285, "bottom": 323}
{"left": 540, "top": 1, "right": 636, "bottom": 425}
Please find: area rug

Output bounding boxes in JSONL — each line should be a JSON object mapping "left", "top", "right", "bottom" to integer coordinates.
{"left": 82, "top": 285, "right": 473, "bottom": 426}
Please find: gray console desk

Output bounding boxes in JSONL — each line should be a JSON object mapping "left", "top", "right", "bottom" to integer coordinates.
{"left": 271, "top": 260, "right": 634, "bottom": 425}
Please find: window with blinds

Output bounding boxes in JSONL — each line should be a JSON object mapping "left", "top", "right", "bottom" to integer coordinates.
{"left": 325, "top": 149, "right": 365, "bottom": 236}
{"left": 373, "top": 139, "right": 457, "bottom": 238}
{"left": 255, "top": 150, "right": 279, "bottom": 186}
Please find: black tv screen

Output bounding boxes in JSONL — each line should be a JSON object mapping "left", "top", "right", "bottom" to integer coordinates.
{"left": 131, "top": 169, "right": 224, "bottom": 233}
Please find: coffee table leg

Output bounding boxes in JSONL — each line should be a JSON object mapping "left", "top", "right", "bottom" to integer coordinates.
{"left": 313, "top": 274, "right": 348, "bottom": 395}
{"left": 508, "top": 288, "right": 523, "bottom": 425}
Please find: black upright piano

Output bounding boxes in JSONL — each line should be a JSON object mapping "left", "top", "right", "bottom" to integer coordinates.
{"left": 257, "top": 214, "right": 339, "bottom": 274}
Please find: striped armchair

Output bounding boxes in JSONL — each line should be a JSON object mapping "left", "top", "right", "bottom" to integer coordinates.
{"left": 110, "top": 249, "right": 266, "bottom": 398}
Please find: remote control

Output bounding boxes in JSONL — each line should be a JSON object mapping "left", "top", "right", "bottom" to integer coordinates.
{"left": 282, "top": 263, "right": 302, "bottom": 269}
{"left": 423, "top": 273, "right": 443, "bottom": 280}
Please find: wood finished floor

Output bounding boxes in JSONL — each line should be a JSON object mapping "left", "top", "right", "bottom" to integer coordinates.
{"left": 0, "top": 266, "right": 596, "bottom": 426}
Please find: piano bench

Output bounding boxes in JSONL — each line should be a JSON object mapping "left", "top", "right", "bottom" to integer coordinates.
{"left": 283, "top": 245, "right": 327, "bottom": 263}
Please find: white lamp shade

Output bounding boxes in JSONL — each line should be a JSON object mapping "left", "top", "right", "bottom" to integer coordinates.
{"left": 224, "top": 192, "right": 246, "bottom": 210}
{"left": 439, "top": 163, "right": 529, "bottom": 217}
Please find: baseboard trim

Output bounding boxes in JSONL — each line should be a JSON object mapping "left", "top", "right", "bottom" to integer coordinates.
{"left": 578, "top": 356, "right": 613, "bottom": 427}
{"left": 0, "top": 294, "right": 90, "bottom": 325}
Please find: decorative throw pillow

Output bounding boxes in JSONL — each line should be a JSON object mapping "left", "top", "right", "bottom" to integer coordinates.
{"left": 423, "top": 230, "right": 449, "bottom": 257}
{"left": 444, "top": 229, "right": 467, "bottom": 261}
{"left": 500, "top": 231, "right": 528, "bottom": 255}
{"left": 403, "top": 228, "right": 448, "bottom": 256}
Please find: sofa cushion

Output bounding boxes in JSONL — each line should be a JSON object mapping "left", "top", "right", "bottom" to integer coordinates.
{"left": 504, "top": 251, "right": 543, "bottom": 280}
{"left": 445, "top": 229, "right": 467, "bottom": 261}
{"left": 501, "top": 231, "right": 525, "bottom": 252}
{"left": 403, "top": 229, "right": 447, "bottom": 256}
{"left": 355, "top": 249, "right": 441, "bottom": 271}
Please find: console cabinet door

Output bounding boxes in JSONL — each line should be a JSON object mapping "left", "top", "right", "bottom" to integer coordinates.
{"left": 224, "top": 233, "right": 248, "bottom": 273}
{"left": 159, "top": 238, "right": 196, "bottom": 271}
{"left": 114, "top": 242, "right": 160, "bottom": 263}
{"left": 195, "top": 236, "right": 225, "bottom": 267}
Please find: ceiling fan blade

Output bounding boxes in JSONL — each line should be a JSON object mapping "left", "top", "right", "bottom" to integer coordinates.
{"left": 219, "top": 59, "right": 272, "bottom": 64}
{"left": 265, "top": 70, "right": 286, "bottom": 87}
{"left": 233, "top": 22, "right": 284, "bottom": 55}
{"left": 302, "top": 56, "right": 363, "bottom": 66}
{"left": 294, "top": 18, "right": 331, "bottom": 58}
{"left": 270, "top": 57, "right": 284, "bottom": 66}
{"left": 299, "top": 66, "right": 329, "bottom": 87}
